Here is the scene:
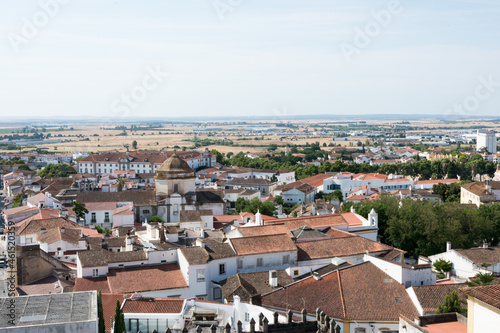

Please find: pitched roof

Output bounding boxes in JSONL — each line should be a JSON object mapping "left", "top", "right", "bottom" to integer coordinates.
{"left": 106, "top": 264, "right": 187, "bottom": 293}
{"left": 180, "top": 247, "right": 211, "bottom": 265}
{"left": 265, "top": 214, "right": 348, "bottom": 230}
{"left": 236, "top": 224, "right": 290, "bottom": 237}
{"left": 226, "top": 177, "right": 275, "bottom": 185}
{"left": 196, "top": 189, "right": 224, "bottom": 204}
{"left": 291, "top": 226, "right": 329, "bottom": 239}
{"left": 101, "top": 294, "right": 126, "bottom": 332}
{"left": 261, "top": 262, "right": 419, "bottom": 321}
{"left": 74, "top": 277, "right": 111, "bottom": 293}
{"left": 455, "top": 246, "right": 500, "bottom": 266}
{"left": 37, "top": 227, "right": 82, "bottom": 245}
{"left": 122, "top": 297, "right": 185, "bottom": 314}
{"left": 180, "top": 209, "right": 213, "bottom": 222}
{"left": 68, "top": 191, "right": 157, "bottom": 206}
{"left": 461, "top": 182, "right": 497, "bottom": 197}
{"left": 410, "top": 284, "right": 468, "bottom": 312}
{"left": 15, "top": 216, "right": 81, "bottom": 236}
{"left": 463, "top": 284, "right": 500, "bottom": 309}
{"left": 77, "top": 249, "right": 147, "bottom": 267}
{"left": 296, "top": 236, "right": 394, "bottom": 261}
{"left": 221, "top": 270, "right": 295, "bottom": 302}
{"left": 229, "top": 234, "right": 297, "bottom": 256}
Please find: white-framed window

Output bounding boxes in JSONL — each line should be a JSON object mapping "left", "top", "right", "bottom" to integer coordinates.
{"left": 197, "top": 269, "right": 205, "bottom": 282}
{"left": 219, "top": 263, "right": 226, "bottom": 275}
{"left": 245, "top": 313, "right": 250, "bottom": 322}
{"left": 256, "top": 258, "right": 263, "bottom": 267}
{"left": 92, "top": 269, "right": 99, "bottom": 277}
{"left": 282, "top": 255, "right": 289, "bottom": 265}
{"left": 354, "top": 328, "right": 366, "bottom": 333}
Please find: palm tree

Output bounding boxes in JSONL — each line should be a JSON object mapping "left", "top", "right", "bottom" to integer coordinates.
{"left": 115, "top": 178, "right": 125, "bottom": 192}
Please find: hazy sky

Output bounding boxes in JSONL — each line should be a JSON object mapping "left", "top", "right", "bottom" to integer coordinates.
{"left": 0, "top": 0, "right": 499, "bottom": 119}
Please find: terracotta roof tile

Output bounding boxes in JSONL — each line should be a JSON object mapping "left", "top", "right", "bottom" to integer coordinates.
{"left": 463, "top": 284, "right": 500, "bottom": 309}
{"left": 107, "top": 264, "right": 188, "bottom": 293}
{"left": 74, "top": 277, "right": 111, "bottom": 293}
{"left": 122, "top": 297, "right": 184, "bottom": 314}
{"left": 229, "top": 234, "right": 297, "bottom": 255}
{"left": 236, "top": 225, "right": 290, "bottom": 237}
{"left": 265, "top": 214, "right": 348, "bottom": 230}
{"left": 262, "top": 262, "right": 419, "bottom": 321}
{"left": 296, "top": 236, "right": 394, "bottom": 261}
{"left": 411, "top": 284, "right": 467, "bottom": 312}
{"left": 455, "top": 246, "right": 500, "bottom": 266}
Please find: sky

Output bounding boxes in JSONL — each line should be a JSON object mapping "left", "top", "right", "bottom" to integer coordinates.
{"left": 0, "top": 0, "right": 499, "bottom": 120}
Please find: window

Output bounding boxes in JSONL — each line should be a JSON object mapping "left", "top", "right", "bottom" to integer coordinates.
{"left": 245, "top": 313, "right": 250, "bottom": 322}
{"left": 237, "top": 259, "right": 243, "bottom": 269}
{"left": 91, "top": 212, "right": 96, "bottom": 223}
{"left": 282, "top": 255, "right": 289, "bottom": 265}
{"left": 213, "top": 288, "right": 222, "bottom": 300}
{"left": 256, "top": 258, "right": 263, "bottom": 267}
{"left": 219, "top": 264, "right": 226, "bottom": 275}
{"left": 143, "top": 210, "right": 150, "bottom": 214}
{"left": 197, "top": 269, "right": 205, "bottom": 282}
{"left": 174, "top": 184, "right": 179, "bottom": 193}
{"left": 92, "top": 269, "right": 99, "bottom": 277}
{"left": 104, "top": 212, "right": 110, "bottom": 223}
{"left": 354, "top": 328, "right": 365, "bottom": 333}
{"left": 293, "top": 269, "right": 299, "bottom": 277}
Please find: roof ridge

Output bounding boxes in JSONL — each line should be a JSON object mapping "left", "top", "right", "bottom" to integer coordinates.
{"left": 337, "top": 270, "right": 346, "bottom": 318}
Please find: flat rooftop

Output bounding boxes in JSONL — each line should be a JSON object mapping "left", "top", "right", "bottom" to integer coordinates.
{"left": 0, "top": 291, "right": 96, "bottom": 328}
{"left": 421, "top": 321, "right": 467, "bottom": 333}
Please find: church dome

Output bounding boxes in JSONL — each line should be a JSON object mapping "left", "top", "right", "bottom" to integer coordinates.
{"left": 155, "top": 152, "right": 194, "bottom": 179}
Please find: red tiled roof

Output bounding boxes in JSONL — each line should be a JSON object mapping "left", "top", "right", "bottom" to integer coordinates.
{"left": 296, "top": 236, "right": 394, "bottom": 261}
{"left": 236, "top": 225, "right": 290, "bottom": 237}
{"left": 463, "top": 284, "right": 500, "bottom": 309}
{"left": 106, "top": 264, "right": 188, "bottom": 294}
{"left": 229, "top": 234, "right": 297, "bottom": 255}
{"left": 101, "top": 294, "right": 126, "bottom": 333}
{"left": 74, "top": 277, "right": 111, "bottom": 293}
{"left": 340, "top": 212, "right": 363, "bottom": 226}
{"left": 122, "top": 297, "right": 184, "bottom": 314}
{"left": 262, "top": 262, "right": 418, "bottom": 321}
{"left": 265, "top": 214, "right": 348, "bottom": 230}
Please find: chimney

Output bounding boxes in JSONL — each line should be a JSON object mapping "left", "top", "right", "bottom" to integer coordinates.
{"left": 312, "top": 204, "right": 317, "bottom": 215}
{"left": 40, "top": 227, "right": 46, "bottom": 234}
{"left": 486, "top": 180, "right": 491, "bottom": 191}
{"left": 446, "top": 241, "right": 452, "bottom": 252}
{"left": 350, "top": 205, "right": 356, "bottom": 214}
{"left": 269, "top": 270, "right": 278, "bottom": 287}
{"left": 483, "top": 242, "right": 488, "bottom": 249}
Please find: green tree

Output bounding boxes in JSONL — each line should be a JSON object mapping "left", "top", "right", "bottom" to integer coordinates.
{"left": 433, "top": 259, "right": 453, "bottom": 280}
{"left": 71, "top": 201, "right": 89, "bottom": 221}
{"left": 17, "top": 164, "right": 31, "bottom": 171}
{"left": 466, "top": 272, "right": 495, "bottom": 287}
{"left": 132, "top": 140, "right": 137, "bottom": 149}
{"left": 12, "top": 193, "right": 23, "bottom": 208}
{"left": 97, "top": 290, "right": 105, "bottom": 333}
{"left": 115, "top": 178, "right": 125, "bottom": 192}
{"left": 332, "top": 189, "right": 344, "bottom": 203}
{"left": 148, "top": 215, "right": 163, "bottom": 222}
{"left": 113, "top": 300, "right": 125, "bottom": 333}
{"left": 436, "top": 291, "right": 466, "bottom": 314}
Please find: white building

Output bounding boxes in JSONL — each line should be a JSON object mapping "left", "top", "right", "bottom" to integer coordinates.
{"left": 476, "top": 130, "right": 497, "bottom": 154}
{"left": 428, "top": 242, "right": 500, "bottom": 279}
{"left": 464, "top": 284, "right": 500, "bottom": 333}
